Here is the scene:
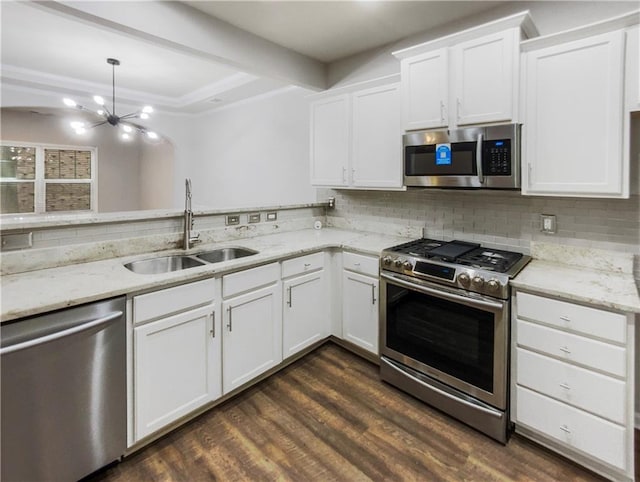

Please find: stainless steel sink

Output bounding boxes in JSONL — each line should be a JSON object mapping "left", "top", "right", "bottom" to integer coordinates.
{"left": 195, "top": 247, "right": 258, "bottom": 264}
{"left": 124, "top": 255, "right": 205, "bottom": 274}
{"left": 124, "top": 247, "right": 258, "bottom": 274}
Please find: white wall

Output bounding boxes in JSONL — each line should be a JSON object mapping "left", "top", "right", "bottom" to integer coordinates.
{"left": 328, "top": 1, "right": 639, "bottom": 87}
{"left": 187, "top": 87, "right": 316, "bottom": 210}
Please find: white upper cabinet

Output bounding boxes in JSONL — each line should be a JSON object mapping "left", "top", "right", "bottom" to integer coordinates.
{"left": 310, "top": 95, "right": 350, "bottom": 187}
{"left": 521, "top": 30, "right": 626, "bottom": 197}
{"left": 394, "top": 12, "right": 537, "bottom": 131}
{"left": 351, "top": 83, "right": 402, "bottom": 188}
{"left": 400, "top": 48, "right": 448, "bottom": 130}
{"left": 310, "top": 78, "right": 403, "bottom": 190}
{"left": 625, "top": 25, "right": 639, "bottom": 111}
{"left": 452, "top": 29, "right": 518, "bottom": 126}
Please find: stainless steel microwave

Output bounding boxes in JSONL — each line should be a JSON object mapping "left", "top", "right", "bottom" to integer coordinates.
{"left": 403, "top": 124, "right": 521, "bottom": 189}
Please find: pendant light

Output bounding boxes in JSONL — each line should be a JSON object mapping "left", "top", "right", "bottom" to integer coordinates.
{"left": 63, "top": 58, "right": 158, "bottom": 141}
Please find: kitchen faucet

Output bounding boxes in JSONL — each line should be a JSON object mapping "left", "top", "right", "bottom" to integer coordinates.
{"left": 183, "top": 178, "right": 200, "bottom": 250}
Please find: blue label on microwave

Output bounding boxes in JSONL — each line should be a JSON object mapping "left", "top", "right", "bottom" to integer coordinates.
{"left": 435, "top": 144, "right": 452, "bottom": 165}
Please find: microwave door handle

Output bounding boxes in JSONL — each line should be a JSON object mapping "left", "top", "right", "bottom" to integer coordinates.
{"left": 476, "top": 133, "right": 484, "bottom": 184}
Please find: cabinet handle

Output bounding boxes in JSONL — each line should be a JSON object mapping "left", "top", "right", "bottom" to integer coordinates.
{"left": 559, "top": 425, "right": 571, "bottom": 434}
{"left": 371, "top": 283, "right": 377, "bottom": 305}
{"left": 210, "top": 310, "right": 215, "bottom": 338}
{"left": 287, "top": 286, "right": 292, "bottom": 308}
{"left": 440, "top": 100, "right": 445, "bottom": 123}
{"left": 227, "top": 306, "right": 232, "bottom": 332}
{"left": 559, "top": 315, "right": 571, "bottom": 322}
{"left": 342, "top": 167, "right": 347, "bottom": 183}
{"left": 456, "top": 97, "right": 462, "bottom": 121}
{"left": 528, "top": 163, "right": 533, "bottom": 187}
{"left": 303, "top": 263, "right": 311, "bottom": 269}
{"left": 559, "top": 382, "right": 570, "bottom": 390}
{"left": 559, "top": 346, "right": 571, "bottom": 355}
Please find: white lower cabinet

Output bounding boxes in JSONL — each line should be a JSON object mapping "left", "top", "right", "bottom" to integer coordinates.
{"left": 222, "top": 263, "right": 282, "bottom": 394}
{"left": 133, "top": 279, "right": 220, "bottom": 441}
{"left": 282, "top": 252, "right": 329, "bottom": 359}
{"left": 513, "top": 290, "right": 635, "bottom": 481}
{"left": 342, "top": 252, "right": 379, "bottom": 355}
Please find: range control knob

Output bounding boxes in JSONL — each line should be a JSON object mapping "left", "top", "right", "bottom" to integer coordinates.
{"left": 487, "top": 279, "right": 501, "bottom": 292}
{"left": 382, "top": 256, "right": 393, "bottom": 266}
{"left": 457, "top": 273, "right": 471, "bottom": 287}
{"left": 403, "top": 261, "right": 413, "bottom": 271}
{"left": 394, "top": 259, "right": 404, "bottom": 268}
{"left": 472, "top": 276, "right": 485, "bottom": 288}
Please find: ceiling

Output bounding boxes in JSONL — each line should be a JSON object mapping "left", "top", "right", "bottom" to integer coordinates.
{"left": 185, "top": 1, "right": 503, "bottom": 63}
{"left": 1, "top": 1, "right": 504, "bottom": 113}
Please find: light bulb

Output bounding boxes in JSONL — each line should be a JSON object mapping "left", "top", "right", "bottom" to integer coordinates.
{"left": 139, "top": 112, "right": 149, "bottom": 120}
{"left": 63, "top": 98, "right": 77, "bottom": 107}
{"left": 122, "top": 132, "right": 131, "bottom": 140}
{"left": 142, "top": 106, "right": 153, "bottom": 114}
{"left": 146, "top": 131, "right": 158, "bottom": 140}
{"left": 93, "top": 95, "right": 105, "bottom": 106}
{"left": 75, "top": 127, "right": 86, "bottom": 135}
{"left": 122, "top": 125, "right": 133, "bottom": 133}
{"left": 70, "top": 121, "right": 85, "bottom": 129}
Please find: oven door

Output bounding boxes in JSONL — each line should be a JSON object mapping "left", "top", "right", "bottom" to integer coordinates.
{"left": 380, "top": 271, "right": 509, "bottom": 409}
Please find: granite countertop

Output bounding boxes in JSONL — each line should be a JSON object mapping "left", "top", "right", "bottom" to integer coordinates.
{"left": 3, "top": 230, "right": 639, "bottom": 322}
{"left": 511, "top": 240, "right": 640, "bottom": 315}
{"left": 0, "top": 228, "right": 411, "bottom": 322}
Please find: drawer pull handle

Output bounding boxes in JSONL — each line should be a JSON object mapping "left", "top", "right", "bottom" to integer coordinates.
{"left": 559, "top": 315, "right": 571, "bottom": 322}
{"left": 559, "top": 346, "right": 571, "bottom": 354}
{"left": 559, "top": 425, "right": 571, "bottom": 434}
{"left": 559, "top": 382, "right": 571, "bottom": 390}
{"left": 210, "top": 311, "right": 215, "bottom": 338}
{"left": 304, "top": 263, "right": 311, "bottom": 269}
{"left": 227, "top": 307, "right": 233, "bottom": 332}
{"left": 354, "top": 262, "right": 361, "bottom": 266}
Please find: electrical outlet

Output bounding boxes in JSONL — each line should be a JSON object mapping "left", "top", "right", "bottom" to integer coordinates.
{"left": 266, "top": 212, "right": 277, "bottom": 221}
{"left": 540, "top": 214, "right": 557, "bottom": 234}
{"left": 225, "top": 215, "right": 240, "bottom": 226}
{"left": 248, "top": 213, "right": 261, "bottom": 223}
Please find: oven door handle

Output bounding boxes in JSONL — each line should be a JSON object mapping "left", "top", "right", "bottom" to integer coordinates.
{"left": 380, "top": 272, "right": 505, "bottom": 311}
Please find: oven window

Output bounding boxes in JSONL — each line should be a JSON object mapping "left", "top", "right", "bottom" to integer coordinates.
{"left": 405, "top": 142, "right": 477, "bottom": 176}
{"left": 386, "top": 283, "right": 494, "bottom": 393}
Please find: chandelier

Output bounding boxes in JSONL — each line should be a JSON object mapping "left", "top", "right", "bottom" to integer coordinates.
{"left": 63, "top": 58, "right": 158, "bottom": 141}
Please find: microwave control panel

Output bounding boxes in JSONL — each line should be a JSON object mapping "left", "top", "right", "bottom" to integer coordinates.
{"left": 483, "top": 139, "right": 511, "bottom": 176}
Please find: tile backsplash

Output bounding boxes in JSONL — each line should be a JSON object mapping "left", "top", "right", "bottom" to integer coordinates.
{"left": 321, "top": 189, "right": 640, "bottom": 256}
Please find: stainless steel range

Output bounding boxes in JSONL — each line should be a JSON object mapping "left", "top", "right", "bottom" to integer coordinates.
{"left": 379, "top": 238, "right": 530, "bottom": 443}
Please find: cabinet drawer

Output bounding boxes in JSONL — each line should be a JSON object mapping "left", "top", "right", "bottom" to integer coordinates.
{"left": 517, "top": 348, "right": 625, "bottom": 423}
{"left": 516, "top": 292, "right": 626, "bottom": 343}
{"left": 516, "top": 319, "right": 626, "bottom": 378}
{"left": 134, "top": 278, "right": 215, "bottom": 324}
{"left": 343, "top": 251, "right": 378, "bottom": 277}
{"left": 223, "top": 263, "right": 279, "bottom": 298}
{"left": 516, "top": 386, "right": 626, "bottom": 470}
{"left": 282, "top": 252, "right": 325, "bottom": 278}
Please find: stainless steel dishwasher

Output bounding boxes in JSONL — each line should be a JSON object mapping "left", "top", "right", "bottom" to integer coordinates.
{"left": 1, "top": 296, "right": 127, "bottom": 481}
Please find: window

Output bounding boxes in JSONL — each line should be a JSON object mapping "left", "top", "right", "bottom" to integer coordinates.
{"left": 0, "top": 142, "right": 96, "bottom": 214}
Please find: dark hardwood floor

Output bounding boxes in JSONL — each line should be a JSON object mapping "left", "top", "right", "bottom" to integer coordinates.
{"left": 90, "top": 343, "right": 637, "bottom": 481}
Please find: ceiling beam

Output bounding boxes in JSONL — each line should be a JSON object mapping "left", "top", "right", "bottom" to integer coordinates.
{"left": 31, "top": 1, "right": 327, "bottom": 92}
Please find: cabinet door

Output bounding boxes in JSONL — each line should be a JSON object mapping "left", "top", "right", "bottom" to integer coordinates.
{"left": 222, "top": 284, "right": 282, "bottom": 394}
{"left": 522, "top": 31, "right": 625, "bottom": 197}
{"left": 351, "top": 83, "right": 403, "bottom": 188}
{"left": 310, "top": 95, "right": 350, "bottom": 186}
{"left": 400, "top": 48, "right": 448, "bottom": 130}
{"left": 283, "top": 270, "right": 328, "bottom": 358}
{"left": 625, "top": 26, "right": 639, "bottom": 111}
{"left": 342, "top": 271, "right": 379, "bottom": 354}
{"left": 453, "top": 29, "right": 517, "bottom": 126}
{"left": 134, "top": 304, "right": 220, "bottom": 440}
